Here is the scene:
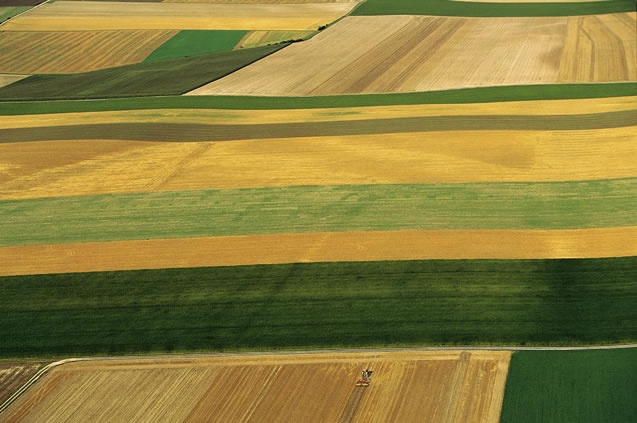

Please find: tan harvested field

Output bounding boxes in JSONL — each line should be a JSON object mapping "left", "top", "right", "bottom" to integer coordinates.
{"left": 235, "top": 30, "right": 316, "bottom": 49}
{"left": 1, "top": 126, "right": 635, "bottom": 199}
{"left": 0, "top": 362, "right": 44, "bottom": 406}
{"left": 1, "top": 1, "right": 358, "bottom": 31}
{"left": 0, "top": 30, "right": 176, "bottom": 74}
{"left": 191, "top": 13, "right": 637, "bottom": 95}
{"left": 0, "top": 74, "right": 28, "bottom": 88}
{"left": 2, "top": 227, "right": 636, "bottom": 276}
{"left": 2, "top": 351, "right": 511, "bottom": 423}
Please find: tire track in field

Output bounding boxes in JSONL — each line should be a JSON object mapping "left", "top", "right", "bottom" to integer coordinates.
{"left": 339, "top": 386, "right": 366, "bottom": 423}
{"left": 0, "top": 110, "right": 634, "bottom": 143}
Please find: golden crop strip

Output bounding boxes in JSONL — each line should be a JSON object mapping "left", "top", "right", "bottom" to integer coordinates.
{"left": 1, "top": 127, "right": 634, "bottom": 199}
{"left": 1, "top": 96, "right": 635, "bottom": 129}
{"left": 1, "top": 1, "right": 359, "bottom": 31}
{"left": 1, "top": 227, "right": 635, "bottom": 276}
{"left": 0, "top": 30, "right": 177, "bottom": 74}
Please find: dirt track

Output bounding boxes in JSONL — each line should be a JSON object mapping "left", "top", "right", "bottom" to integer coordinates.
{"left": 1, "top": 351, "right": 511, "bottom": 423}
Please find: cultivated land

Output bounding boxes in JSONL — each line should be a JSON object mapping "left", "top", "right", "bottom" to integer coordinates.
{"left": 500, "top": 349, "right": 637, "bottom": 423}
{"left": 1, "top": 1, "right": 359, "bottom": 31}
{"left": 0, "top": 74, "right": 27, "bottom": 88}
{"left": 0, "top": 362, "right": 44, "bottom": 406}
{"left": 1, "top": 227, "right": 635, "bottom": 276}
{"left": 0, "top": 30, "right": 177, "bottom": 74}
{"left": 235, "top": 30, "right": 316, "bottom": 49}
{"left": 2, "top": 179, "right": 636, "bottom": 246}
{"left": 0, "top": 258, "right": 634, "bottom": 356}
{"left": 191, "top": 13, "right": 636, "bottom": 95}
{"left": 1, "top": 351, "right": 511, "bottom": 423}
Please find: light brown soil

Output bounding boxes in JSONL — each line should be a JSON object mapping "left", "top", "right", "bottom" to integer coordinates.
{"left": 1, "top": 1, "right": 358, "bottom": 31}
{"left": 1, "top": 125, "right": 634, "bottom": 199}
{"left": 0, "top": 30, "right": 176, "bottom": 74}
{"left": 1, "top": 351, "right": 511, "bottom": 423}
{"left": 0, "top": 74, "right": 29, "bottom": 88}
{"left": 1, "top": 227, "right": 634, "bottom": 276}
{"left": 191, "top": 13, "right": 636, "bottom": 95}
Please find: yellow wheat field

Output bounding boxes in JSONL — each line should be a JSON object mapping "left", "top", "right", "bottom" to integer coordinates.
{"left": 2, "top": 351, "right": 510, "bottom": 423}
{"left": 0, "top": 126, "right": 634, "bottom": 199}
{"left": 0, "top": 30, "right": 176, "bottom": 74}
{"left": 190, "top": 13, "right": 636, "bottom": 95}
{"left": 0, "top": 227, "right": 635, "bottom": 276}
{"left": 1, "top": 1, "right": 358, "bottom": 31}
{"left": 2, "top": 96, "right": 635, "bottom": 129}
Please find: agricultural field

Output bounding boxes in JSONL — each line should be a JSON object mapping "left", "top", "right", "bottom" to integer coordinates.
{"left": 0, "top": 362, "right": 44, "bottom": 406}
{"left": 191, "top": 13, "right": 636, "bottom": 95}
{"left": 1, "top": 351, "right": 511, "bottom": 423}
{"left": 0, "top": 1, "right": 358, "bottom": 31}
{"left": 501, "top": 349, "right": 637, "bottom": 423}
{"left": 0, "top": 30, "right": 177, "bottom": 73}
{"left": 0, "top": 0, "right": 635, "bottom": 420}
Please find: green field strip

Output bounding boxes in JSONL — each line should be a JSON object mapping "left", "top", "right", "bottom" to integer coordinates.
{"left": 353, "top": 0, "right": 634, "bottom": 17}
{"left": 0, "top": 43, "right": 288, "bottom": 101}
{"left": 145, "top": 30, "right": 249, "bottom": 63}
{"left": 0, "top": 257, "right": 634, "bottom": 357}
{"left": 501, "top": 349, "right": 637, "bottom": 423}
{"left": 2, "top": 109, "right": 635, "bottom": 143}
{"left": 1, "top": 83, "right": 634, "bottom": 114}
{"left": 2, "top": 180, "right": 635, "bottom": 246}
{"left": 0, "top": 6, "right": 29, "bottom": 22}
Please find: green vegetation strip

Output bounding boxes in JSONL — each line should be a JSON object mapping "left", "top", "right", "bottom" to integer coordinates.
{"left": 2, "top": 180, "right": 635, "bottom": 246}
{"left": 2, "top": 110, "right": 635, "bottom": 143}
{"left": 0, "top": 6, "right": 29, "bottom": 22}
{"left": 0, "top": 44, "right": 287, "bottom": 100}
{"left": 0, "top": 83, "right": 635, "bottom": 114}
{"left": 501, "top": 349, "right": 637, "bottom": 423}
{"left": 145, "top": 30, "right": 248, "bottom": 63}
{"left": 0, "top": 257, "right": 634, "bottom": 357}
{"left": 354, "top": 0, "right": 634, "bottom": 17}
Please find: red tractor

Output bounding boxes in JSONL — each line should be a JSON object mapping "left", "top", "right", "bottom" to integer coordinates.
{"left": 356, "top": 368, "right": 373, "bottom": 387}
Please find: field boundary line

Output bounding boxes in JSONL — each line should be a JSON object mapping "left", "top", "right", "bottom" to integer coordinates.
{"left": 0, "top": 0, "right": 47, "bottom": 29}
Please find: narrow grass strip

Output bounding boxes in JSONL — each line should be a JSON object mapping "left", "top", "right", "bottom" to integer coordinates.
{"left": 0, "top": 257, "right": 634, "bottom": 357}
{"left": 353, "top": 0, "right": 634, "bottom": 17}
{"left": 0, "top": 83, "right": 635, "bottom": 114}
{"left": 501, "top": 349, "right": 637, "bottom": 423}
{"left": 1, "top": 180, "right": 636, "bottom": 246}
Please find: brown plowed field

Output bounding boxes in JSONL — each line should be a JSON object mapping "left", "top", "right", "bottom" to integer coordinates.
{"left": 190, "top": 13, "right": 636, "bottom": 95}
{"left": 0, "top": 30, "right": 176, "bottom": 74}
{"left": 2, "top": 351, "right": 511, "bottom": 423}
{"left": 1, "top": 126, "right": 634, "bottom": 199}
{"left": 1, "top": 227, "right": 635, "bottom": 276}
{"left": 1, "top": 1, "right": 358, "bottom": 31}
